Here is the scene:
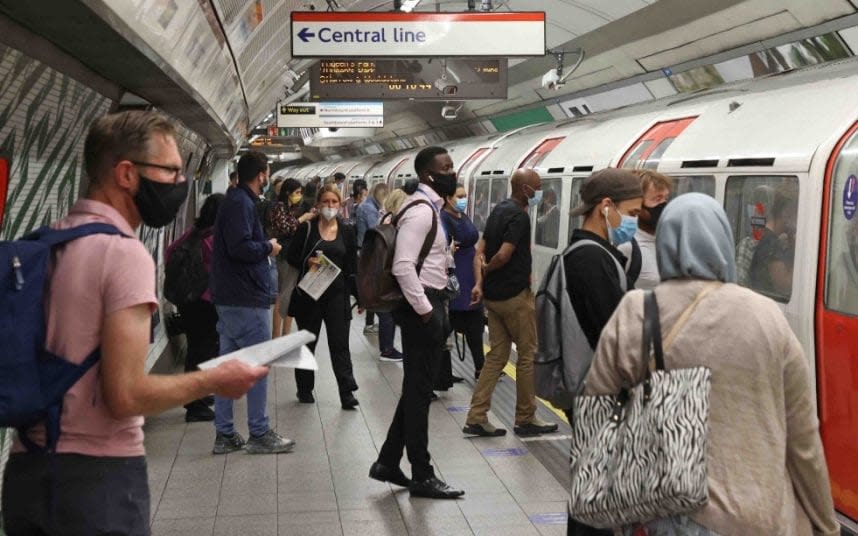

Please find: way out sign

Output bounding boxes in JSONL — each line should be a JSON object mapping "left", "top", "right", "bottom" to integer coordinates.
{"left": 291, "top": 11, "right": 545, "bottom": 58}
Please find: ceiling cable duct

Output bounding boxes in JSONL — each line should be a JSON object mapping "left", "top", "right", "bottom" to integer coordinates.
{"left": 283, "top": 82, "right": 310, "bottom": 105}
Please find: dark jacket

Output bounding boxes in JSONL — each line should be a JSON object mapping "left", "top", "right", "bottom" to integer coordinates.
{"left": 564, "top": 229, "right": 631, "bottom": 350}
{"left": 286, "top": 218, "right": 358, "bottom": 317}
{"left": 211, "top": 184, "right": 273, "bottom": 308}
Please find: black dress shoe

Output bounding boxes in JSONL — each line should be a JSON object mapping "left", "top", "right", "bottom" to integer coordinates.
{"left": 409, "top": 477, "right": 465, "bottom": 499}
{"left": 297, "top": 391, "right": 315, "bottom": 404}
{"left": 341, "top": 393, "right": 359, "bottom": 410}
{"left": 184, "top": 404, "right": 215, "bottom": 423}
{"left": 368, "top": 462, "right": 411, "bottom": 487}
{"left": 202, "top": 395, "right": 215, "bottom": 406}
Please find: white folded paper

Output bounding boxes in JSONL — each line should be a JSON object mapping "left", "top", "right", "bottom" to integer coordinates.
{"left": 198, "top": 330, "right": 318, "bottom": 371}
{"left": 297, "top": 253, "right": 341, "bottom": 301}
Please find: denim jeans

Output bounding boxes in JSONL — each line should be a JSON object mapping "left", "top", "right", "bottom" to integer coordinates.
{"left": 214, "top": 305, "right": 272, "bottom": 437}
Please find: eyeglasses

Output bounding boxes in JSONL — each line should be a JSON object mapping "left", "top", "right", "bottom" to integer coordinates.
{"left": 131, "top": 161, "right": 183, "bottom": 183}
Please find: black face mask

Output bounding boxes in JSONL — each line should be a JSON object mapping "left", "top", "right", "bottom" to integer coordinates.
{"left": 430, "top": 172, "right": 457, "bottom": 197}
{"left": 134, "top": 174, "right": 189, "bottom": 228}
{"left": 645, "top": 201, "right": 668, "bottom": 230}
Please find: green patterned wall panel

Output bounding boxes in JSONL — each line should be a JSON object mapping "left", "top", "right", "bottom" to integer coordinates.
{"left": 0, "top": 44, "right": 113, "bottom": 240}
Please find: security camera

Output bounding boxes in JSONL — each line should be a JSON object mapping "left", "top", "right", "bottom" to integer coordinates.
{"left": 441, "top": 105, "right": 458, "bottom": 120}
{"left": 541, "top": 69, "right": 563, "bottom": 90}
{"left": 435, "top": 78, "right": 458, "bottom": 96}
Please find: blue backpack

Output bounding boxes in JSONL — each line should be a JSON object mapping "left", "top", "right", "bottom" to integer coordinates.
{"left": 0, "top": 223, "right": 126, "bottom": 452}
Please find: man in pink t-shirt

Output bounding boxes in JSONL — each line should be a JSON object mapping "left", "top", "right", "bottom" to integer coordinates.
{"left": 1, "top": 111, "right": 267, "bottom": 536}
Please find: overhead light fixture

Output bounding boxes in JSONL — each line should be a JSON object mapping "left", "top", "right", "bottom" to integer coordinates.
{"left": 399, "top": 0, "right": 420, "bottom": 12}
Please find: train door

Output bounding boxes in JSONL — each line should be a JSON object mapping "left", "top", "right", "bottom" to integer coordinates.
{"left": 464, "top": 149, "right": 494, "bottom": 221}
{"left": 817, "top": 122, "right": 858, "bottom": 522}
{"left": 387, "top": 157, "right": 409, "bottom": 189}
{"left": 619, "top": 117, "right": 697, "bottom": 169}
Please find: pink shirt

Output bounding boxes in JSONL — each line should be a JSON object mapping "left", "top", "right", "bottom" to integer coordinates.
{"left": 13, "top": 199, "right": 157, "bottom": 457}
{"left": 392, "top": 184, "right": 448, "bottom": 315}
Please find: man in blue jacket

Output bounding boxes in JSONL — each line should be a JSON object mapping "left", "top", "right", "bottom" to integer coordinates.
{"left": 210, "top": 150, "right": 294, "bottom": 455}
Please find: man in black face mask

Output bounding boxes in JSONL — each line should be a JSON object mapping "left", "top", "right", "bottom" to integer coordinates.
{"left": 370, "top": 146, "right": 465, "bottom": 499}
{"left": 618, "top": 169, "right": 672, "bottom": 290}
{"left": 1, "top": 111, "right": 269, "bottom": 535}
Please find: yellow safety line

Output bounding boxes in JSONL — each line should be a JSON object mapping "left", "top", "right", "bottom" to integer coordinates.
{"left": 483, "top": 344, "right": 569, "bottom": 424}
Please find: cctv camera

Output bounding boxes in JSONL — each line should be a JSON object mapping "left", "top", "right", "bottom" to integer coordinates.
{"left": 541, "top": 69, "right": 563, "bottom": 90}
{"left": 441, "top": 105, "right": 458, "bottom": 120}
{"left": 435, "top": 78, "right": 458, "bottom": 96}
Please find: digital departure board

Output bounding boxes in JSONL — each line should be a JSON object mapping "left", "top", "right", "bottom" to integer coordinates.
{"left": 309, "top": 58, "right": 507, "bottom": 100}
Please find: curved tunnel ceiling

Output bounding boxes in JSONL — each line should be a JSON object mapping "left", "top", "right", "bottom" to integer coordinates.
{"left": 221, "top": 0, "right": 857, "bottom": 145}
{"left": 2, "top": 0, "right": 855, "bottom": 156}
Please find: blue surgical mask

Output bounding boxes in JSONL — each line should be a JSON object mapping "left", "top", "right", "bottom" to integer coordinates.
{"left": 528, "top": 189, "right": 543, "bottom": 208}
{"left": 454, "top": 197, "right": 468, "bottom": 213}
{"left": 606, "top": 207, "right": 638, "bottom": 245}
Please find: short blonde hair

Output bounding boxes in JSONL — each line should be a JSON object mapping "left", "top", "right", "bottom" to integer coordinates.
{"left": 384, "top": 188, "right": 407, "bottom": 214}
{"left": 634, "top": 169, "right": 672, "bottom": 194}
{"left": 316, "top": 183, "right": 342, "bottom": 204}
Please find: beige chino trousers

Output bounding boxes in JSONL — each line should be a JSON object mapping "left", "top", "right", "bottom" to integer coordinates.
{"left": 466, "top": 288, "right": 537, "bottom": 426}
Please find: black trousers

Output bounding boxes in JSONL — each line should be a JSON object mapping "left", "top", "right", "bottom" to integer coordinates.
{"left": 563, "top": 409, "right": 613, "bottom": 536}
{"left": 294, "top": 288, "right": 357, "bottom": 401}
{"left": 377, "top": 291, "right": 448, "bottom": 481}
{"left": 2, "top": 453, "right": 150, "bottom": 536}
{"left": 449, "top": 309, "right": 486, "bottom": 373}
{"left": 177, "top": 299, "right": 219, "bottom": 374}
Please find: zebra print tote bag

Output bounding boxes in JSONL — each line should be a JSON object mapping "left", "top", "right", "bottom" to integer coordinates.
{"left": 567, "top": 289, "right": 712, "bottom": 529}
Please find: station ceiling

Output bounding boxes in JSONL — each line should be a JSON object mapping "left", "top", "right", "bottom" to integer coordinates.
{"left": 225, "top": 0, "right": 856, "bottom": 143}
{"left": 1, "top": 0, "right": 856, "bottom": 155}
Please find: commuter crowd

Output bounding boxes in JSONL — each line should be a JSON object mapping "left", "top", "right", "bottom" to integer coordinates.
{"left": 0, "top": 110, "right": 841, "bottom": 536}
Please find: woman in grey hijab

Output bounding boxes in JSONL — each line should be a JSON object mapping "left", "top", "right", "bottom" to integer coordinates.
{"left": 580, "top": 193, "right": 838, "bottom": 535}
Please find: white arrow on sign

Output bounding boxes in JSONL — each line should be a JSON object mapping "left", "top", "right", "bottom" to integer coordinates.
{"left": 291, "top": 11, "right": 545, "bottom": 58}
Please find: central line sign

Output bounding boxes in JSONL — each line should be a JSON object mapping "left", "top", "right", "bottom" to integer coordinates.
{"left": 291, "top": 11, "right": 545, "bottom": 58}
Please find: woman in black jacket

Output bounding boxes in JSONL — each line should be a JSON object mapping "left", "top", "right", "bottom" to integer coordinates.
{"left": 286, "top": 184, "right": 360, "bottom": 409}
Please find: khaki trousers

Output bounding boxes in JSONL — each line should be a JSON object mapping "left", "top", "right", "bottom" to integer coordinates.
{"left": 466, "top": 288, "right": 537, "bottom": 426}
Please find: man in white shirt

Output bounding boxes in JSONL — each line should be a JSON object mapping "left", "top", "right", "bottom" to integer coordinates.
{"left": 618, "top": 169, "right": 672, "bottom": 290}
{"left": 369, "top": 146, "right": 465, "bottom": 499}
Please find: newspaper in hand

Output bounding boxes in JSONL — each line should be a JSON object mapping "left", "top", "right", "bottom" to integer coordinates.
{"left": 297, "top": 252, "right": 341, "bottom": 301}
{"left": 198, "top": 330, "right": 318, "bottom": 370}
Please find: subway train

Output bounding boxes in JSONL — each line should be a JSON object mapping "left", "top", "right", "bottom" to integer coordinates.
{"left": 278, "top": 56, "right": 858, "bottom": 527}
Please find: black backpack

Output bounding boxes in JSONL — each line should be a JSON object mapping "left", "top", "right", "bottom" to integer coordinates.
{"left": 164, "top": 230, "right": 208, "bottom": 306}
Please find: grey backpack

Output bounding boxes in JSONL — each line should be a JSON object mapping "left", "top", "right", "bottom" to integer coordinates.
{"left": 533, "top": 239, "right": 627, "bottom": 409}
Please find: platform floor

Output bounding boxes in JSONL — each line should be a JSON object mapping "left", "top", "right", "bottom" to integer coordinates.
{"left": 144, "top": 314, "right": 572, "bottom": 536}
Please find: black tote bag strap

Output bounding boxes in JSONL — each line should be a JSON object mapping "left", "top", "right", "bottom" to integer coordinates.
{"left": 642, "top": 291, "right": 666, "bottom": 372}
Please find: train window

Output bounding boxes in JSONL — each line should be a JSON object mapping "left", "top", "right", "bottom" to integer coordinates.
{"left": 473, "top": 178, "right": 491, "bottom": 231}
{"left": 825, "top": 131, "right": 858, "bottom": 316}
{"left": 671, "top": 175, "right": 716, "bottom": 198}
{"left": 642, "top": 138, "right": 675, "bottom": 169}
{"left": 566, "top": 177, "right": 585, "bottom": 242}
{"left": 490, "top": 177, "right": 508, "bottom": 213}
{"left": 535, "top": 178, "right": 562, "bottom": 248}
{"left": 620, "top": 117, "right": 698, "bottom": 169}
{"left": 457, "top": 147, "right": 491, "bottom": 183}
{"left": 621, "top": 140, "right": 651, "bottom": 169}
{"left": 393, "top": 178, "right": 404, "bottom": 189}
{"left": 518, "top": 137, "right": 565, "bottom": 169}
{"left": 724, "top": 175, "right": 799, "bottom": 302}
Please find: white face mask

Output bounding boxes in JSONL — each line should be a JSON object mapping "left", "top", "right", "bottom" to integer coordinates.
{"left": 320, "top": 207, "right": 338, "bottom": 221}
